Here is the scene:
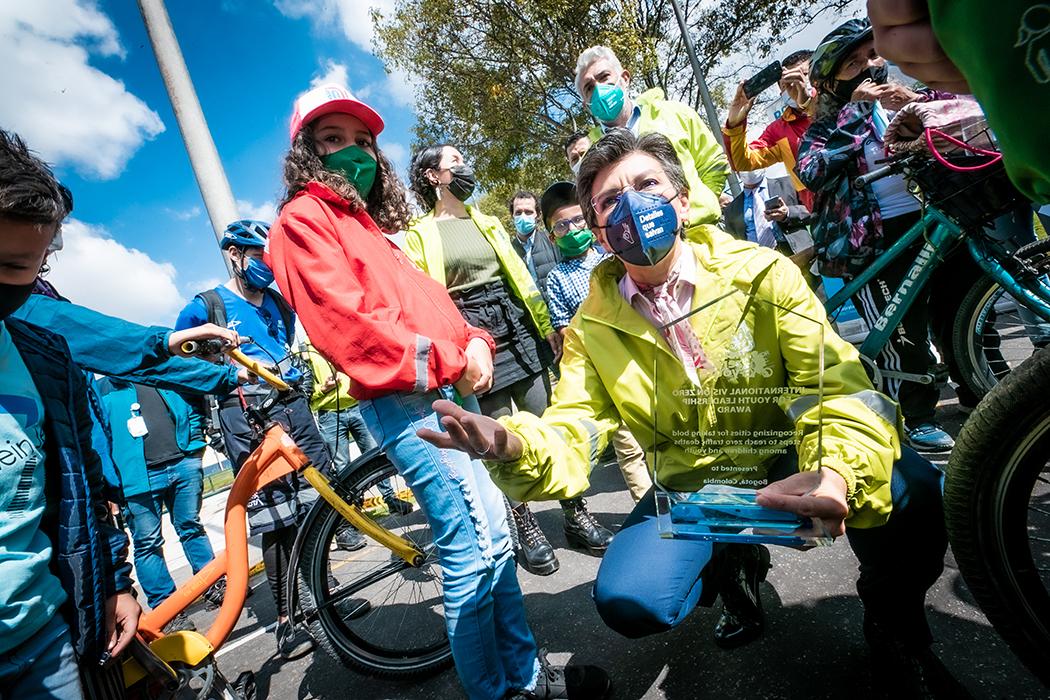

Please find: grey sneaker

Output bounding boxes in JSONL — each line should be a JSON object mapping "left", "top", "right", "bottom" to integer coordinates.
{"left": 335, "top": 525, "right": 367, "bottom": 551}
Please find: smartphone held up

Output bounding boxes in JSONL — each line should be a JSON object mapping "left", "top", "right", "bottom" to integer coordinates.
{"left": 743, "top": 61, "right": 783, "bottom": 99}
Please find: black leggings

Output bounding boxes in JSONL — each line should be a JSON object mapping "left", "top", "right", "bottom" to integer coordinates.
{"left": 261, "top": 526, "right": 296, "bottom": 618}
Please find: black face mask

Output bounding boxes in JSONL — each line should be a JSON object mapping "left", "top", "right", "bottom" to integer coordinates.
{"left": 0, "top": 281, "right": 36, "bottom": 320}
{"left": 833, "top": 63, "right": 889, "bottom": 103}
{"left": 446, "top": 165, "right": 477, "bottom": 202}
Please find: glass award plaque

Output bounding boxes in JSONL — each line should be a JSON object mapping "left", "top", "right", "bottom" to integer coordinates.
{"left": 650, "top": 271, "right": 834, "bottom": 548}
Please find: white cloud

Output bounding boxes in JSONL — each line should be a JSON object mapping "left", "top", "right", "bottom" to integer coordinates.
{"left": 47, "top": 220, "right": 187, "bottom": 326}
{"left": 0, "top": 1, "right": 164, "bottom": 179}
{"left": 274, "top": 0, "right": 395, "bottom": 52}
{"left": 276, "top": 2, "right": 415, "bottom": 109}
{"left": 166, "top": 205, "right": 203, "bottom": 221}
{"left": 380, "top": 66, "right": 417, "bottom": 108}
{"left": 382, "top": 141, "right": 408, "bottom": 173}
{"left": 237, "top": 199, "right": 277, "bottom": 222}
{"left": 186, "top": 276, "right": 226, "bottom": 296}
{"left": 310, "top": 59, "right": 349, "bottom": 89}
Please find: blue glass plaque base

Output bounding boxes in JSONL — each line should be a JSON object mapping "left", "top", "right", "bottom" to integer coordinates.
{"left": 655, "top": 486, "right": 834, "bottom": 548}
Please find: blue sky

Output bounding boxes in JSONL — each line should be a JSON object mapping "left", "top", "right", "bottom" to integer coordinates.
{"left": 0, "top": 0, "right": 416, "bottom": 324}
{"left": 0, "top": 0, "right": 862, "bottom": 326}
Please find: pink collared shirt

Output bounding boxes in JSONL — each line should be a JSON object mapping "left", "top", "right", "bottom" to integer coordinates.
{"left": 619, "top": 247, "right": 697, "bottom": 329}
{"left": 619, "top": 248, "right": 706, "bottom": 384}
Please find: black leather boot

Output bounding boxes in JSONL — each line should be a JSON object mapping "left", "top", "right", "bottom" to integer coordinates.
{"left": 511, "top": 503, "right": 559, "bottom": 576}
{"left": 561, "top": 497, "right": 614, "bottom": 553}
{"left": 864, "top": 616, "right": 973, "bottom": 699}
{"left": 713, "top": 544, "right": 771, "bottom": 649}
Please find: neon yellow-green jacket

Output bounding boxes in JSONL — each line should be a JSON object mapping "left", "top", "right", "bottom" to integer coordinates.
{"left": 403, "top": 207, "right": 555, "bottom": 338}
{"left": 301, "top": 343, "right": 355, "bottom": 413}
{"left": 588, "top": 88, "right": 730, "bottom": 231}
{"left": 491, "top": 229, "right": 903, "bottom": 528}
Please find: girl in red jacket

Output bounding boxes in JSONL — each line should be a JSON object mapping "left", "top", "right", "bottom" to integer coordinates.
{"left": 265, "top": 84, "right": 608, "bottom": 700}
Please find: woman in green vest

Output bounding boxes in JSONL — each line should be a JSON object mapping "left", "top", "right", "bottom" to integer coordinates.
{"left": 405, "top": 144, "right": 614, "bottom": 575}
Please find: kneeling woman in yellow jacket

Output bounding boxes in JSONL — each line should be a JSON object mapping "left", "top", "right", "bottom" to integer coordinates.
{"left": 420, "top": 130, "right": 961, "bottom": 693}
{"left": 405, "top": 145, "right": 614, "bottom": 576}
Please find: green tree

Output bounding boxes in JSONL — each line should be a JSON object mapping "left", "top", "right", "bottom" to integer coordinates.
{"left": 375, "top": 0, "right": 853, "bottom": 198}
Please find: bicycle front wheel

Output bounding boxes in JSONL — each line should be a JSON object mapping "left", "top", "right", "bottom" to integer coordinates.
{"left": 944, "top": 346, "right": 1050, "bottom": 684}
{"left": 951, "top": 274, "right": 1045, "bottom": 398}
{"left": 296, "top": 453, "right": 452, "bottom": 679}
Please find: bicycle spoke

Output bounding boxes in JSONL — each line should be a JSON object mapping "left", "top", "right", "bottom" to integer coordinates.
{"left": 320, "top": 559, "right": 411, "bottom": 609}
{"left": 1030, "top": 504, "right": 1050, "bottom": 518}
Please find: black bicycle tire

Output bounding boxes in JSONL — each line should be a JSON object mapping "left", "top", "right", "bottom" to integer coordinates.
{"left": 951, "top": 275, "right": 1036, "bottom": 398}
{"left": 944, "top": 346, "right": 1050, "bottom": 685}
{"left": 296, "top": 454, "right": 453, "bottom": 679}
{"left": 952, "top": 275, "right": 1004, "bottom": 397}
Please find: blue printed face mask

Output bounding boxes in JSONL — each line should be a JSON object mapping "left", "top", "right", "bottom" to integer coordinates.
{"left": 238, "top": 254, "right": 274, "bottom": 290}
{"left": 590, "top": 81, "right": 626, "bottom": 123}
{"left": 603, "top": 189, "right": 680, "bottom": 267}
{"left": 513, "top": 214, "right": 537, "bottom": 236}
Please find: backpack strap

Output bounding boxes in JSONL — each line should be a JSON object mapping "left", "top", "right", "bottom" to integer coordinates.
{"left": 195, "top": 289, "right": 227, "bottom": 329}
{"left": 263, "top": 288, "right": 295, "bottom": 345}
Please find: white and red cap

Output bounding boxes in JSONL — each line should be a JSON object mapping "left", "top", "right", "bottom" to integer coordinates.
{"left": 288, "top": 83, "right": 385, "bottom": 143}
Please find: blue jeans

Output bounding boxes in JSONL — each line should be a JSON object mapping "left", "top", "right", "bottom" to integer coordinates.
{"left": 0, "top": 614, "right": 83, "bottom": 699}
{"left": 124, "top": 453, "right": 216, "bottom": 609}
{"left": 358, "top": 387, "right": 539, "bottom": 700}
{"left": 594, "top": 447, "right": 946, "bottom": 646}
{"left": 316, "top": 406, "right": 396, "bottom": 502}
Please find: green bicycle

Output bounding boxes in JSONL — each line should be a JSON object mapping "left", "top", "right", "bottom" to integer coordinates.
{"left": 822, "top": 125, "right": 1050, "bottom": 400}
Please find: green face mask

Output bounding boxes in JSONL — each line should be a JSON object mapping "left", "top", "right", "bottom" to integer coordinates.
{"left": 555, "top": 227, "right": 595, "bottom": 257}
{"left": 321, "top": 145, "right": 378, "bottom": 199}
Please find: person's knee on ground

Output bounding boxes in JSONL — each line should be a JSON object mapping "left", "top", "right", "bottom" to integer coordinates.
{"left": 592, "top": 572, "right": 688, "bottom": 639}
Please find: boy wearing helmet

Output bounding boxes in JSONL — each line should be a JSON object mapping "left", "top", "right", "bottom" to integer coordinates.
{"left": 176, "top": 220, "right": 369, "bottom": 659}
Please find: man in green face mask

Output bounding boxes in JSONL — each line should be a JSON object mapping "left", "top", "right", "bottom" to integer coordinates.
{"left": 574, "top": 46, "right": 731, "bottom": 234}
{"left": 540, "top": 181, "right": 653, "bottom": 503}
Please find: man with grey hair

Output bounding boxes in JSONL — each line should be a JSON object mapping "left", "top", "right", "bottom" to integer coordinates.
{"left": 420, "top": 129, "right": 963, "bottom": 695}
{"left": 573, "top": 45, "right": 730, "bottom": 233}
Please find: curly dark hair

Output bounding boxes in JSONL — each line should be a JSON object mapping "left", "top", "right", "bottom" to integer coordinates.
{"left": 280, "top": 123, "right": 411, "bottom": 233}
{"left": 408, "top": 144, "right": 453, "bottom": 213}
{"left": 508, "top": 190, "right": 539, "bottom": 216}
{"left": 782, "top": 49, "right": 813, "bottom": 69}
{"left": 0, "top": 129, "right": 70, "bottom": 226}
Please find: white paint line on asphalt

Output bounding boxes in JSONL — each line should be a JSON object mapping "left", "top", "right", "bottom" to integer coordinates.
{"left": 215, "top": 622, "right": 276, "bottom": 658}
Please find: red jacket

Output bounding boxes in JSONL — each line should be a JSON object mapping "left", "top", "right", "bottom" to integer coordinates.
{"left": 266, "top": 182, "right": 494, "bottom": 400}
{"left": 723, "top": 108, "right": 814, "bottom": 210}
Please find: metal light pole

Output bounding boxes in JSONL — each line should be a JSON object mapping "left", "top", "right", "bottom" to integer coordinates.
{"left": 668, "top": 0, "right": 741, "bottom": 196}
{"left": 138, "top": 0, "right": 237, "bottom": 272}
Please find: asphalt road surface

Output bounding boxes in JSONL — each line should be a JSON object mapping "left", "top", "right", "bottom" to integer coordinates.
{"left": 180, "top": 393, "right": 1044, "bottom": 699}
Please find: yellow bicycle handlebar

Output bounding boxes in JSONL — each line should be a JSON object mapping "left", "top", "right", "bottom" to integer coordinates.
{"left": 178, "top": 339, "right": 292, "bottom": 391}
{"left": 226, "top": 348, "right": 291, "bottom": 391}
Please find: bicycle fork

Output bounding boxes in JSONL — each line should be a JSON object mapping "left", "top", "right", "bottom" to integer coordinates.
{"left": 300, "top": 466, "right": 426, "bottom": 567}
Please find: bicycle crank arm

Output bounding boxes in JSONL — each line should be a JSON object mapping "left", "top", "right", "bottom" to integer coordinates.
{"left": 880, "top": 370, "right": 936, "bottom": 385}
{"left": 301, "top": 466, "right": 426, "bottom": 567}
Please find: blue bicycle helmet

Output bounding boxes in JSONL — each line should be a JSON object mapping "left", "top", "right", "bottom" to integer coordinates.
{"left": 221, "top": 219, "right": 269, "bottom": 249}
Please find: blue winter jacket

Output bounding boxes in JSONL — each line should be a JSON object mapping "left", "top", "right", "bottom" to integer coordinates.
{"left": 6, "top": 318, "right": 133, "bottom": 664}
{"left": 11, "top": 295, "right": 241, "bottom": 394}
{"left": 12, "top": 294, "right": 240, "bottom": 500}
{"left": 96, "top": 378, "right": 207, "bottom": 498}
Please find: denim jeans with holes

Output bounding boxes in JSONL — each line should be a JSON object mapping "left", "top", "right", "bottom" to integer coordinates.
{"left": 358, "top": 386, "right": 539, "bottom": 700}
